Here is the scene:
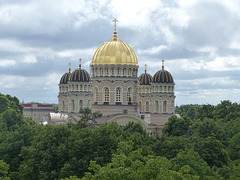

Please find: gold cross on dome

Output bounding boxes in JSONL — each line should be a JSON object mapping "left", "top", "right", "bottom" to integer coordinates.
{"left": 112, "top": 18, "right": 118, "bottom": 32}
{"left": 162, "top": 59, "right": 165, "bottom": 70}
{"left": 145, "top": 64, "right": 147, "bottom": 72}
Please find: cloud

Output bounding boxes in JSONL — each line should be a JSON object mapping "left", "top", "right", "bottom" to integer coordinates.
{"left": 0, "top": 0, "right": 240, "bottom": 105}
{"left": 22, "top": 55, "right": 38, "bottom": 64}
{"left": 57, "top": 48, "right": 96, "bottom": 58}
{"left": 137, "top": 45, "right": 168, "bottom": 55}
{"left": 0, "top": 59, "right": 16, "bottom": 67}
{"left": 176, "top": 88, "right": 240, "bottom": 105}
{"left": 178, "top": 57, "right": 240, "bottom": 72}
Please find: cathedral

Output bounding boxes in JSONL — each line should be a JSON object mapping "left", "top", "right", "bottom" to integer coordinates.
{"left": 56, "top": 19, "right": 175, "bottom": 135}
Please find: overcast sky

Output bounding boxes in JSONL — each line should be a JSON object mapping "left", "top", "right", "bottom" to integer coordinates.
{"left": 1, "top": 0, "right": 240, "bottom": 105}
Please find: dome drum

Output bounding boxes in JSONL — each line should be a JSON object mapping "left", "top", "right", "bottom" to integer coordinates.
{"left": 91, "top": 64, "right": 138, "bottom": 78}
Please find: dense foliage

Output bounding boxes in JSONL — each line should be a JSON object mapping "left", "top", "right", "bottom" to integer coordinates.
{"left": 0, "top": 93, "right": 240, "bottom": 179}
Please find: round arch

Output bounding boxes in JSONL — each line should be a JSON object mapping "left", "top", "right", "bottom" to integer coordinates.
{"left": 108, "top": 114, "right": 148, "bottom": 129}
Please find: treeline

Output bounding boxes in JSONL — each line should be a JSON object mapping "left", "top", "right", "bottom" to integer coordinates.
{"left": 0, "top": 93, "right": 240, "bottom": 179}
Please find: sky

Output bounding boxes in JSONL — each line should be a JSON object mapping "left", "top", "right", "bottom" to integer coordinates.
{"left": 1, "top": 0, "right": 240, "bottom": 105}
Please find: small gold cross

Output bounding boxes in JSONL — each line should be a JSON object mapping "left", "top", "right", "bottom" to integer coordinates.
{"left": 79, "top": 58, "right": 82, "bottom": 68}
{"left": 112, "top": 18, "right": 118, "bottom": 32}
{"left": 69, "top": 62, "right": 71, "bottom": 72}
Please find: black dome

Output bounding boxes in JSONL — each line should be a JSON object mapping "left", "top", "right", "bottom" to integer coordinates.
{"left": 139, "top": 72, "right": 153, "bottom": 85}
{"left": 60, "top": 72, "right": 71, "bottom": 84}
{"left": 69, "top": 68, "right": 90, "bottom": 82}
{"left": 153, "top": 70, "right": 174, "bottom": 83}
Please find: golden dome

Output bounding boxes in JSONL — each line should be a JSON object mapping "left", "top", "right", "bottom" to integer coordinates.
{"left": 92, "top": 31, "right": 138, "bottom": 65}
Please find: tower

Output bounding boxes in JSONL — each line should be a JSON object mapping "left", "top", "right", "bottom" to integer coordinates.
{"left": 138, "top": 64, "right": 153, "bottom": 113}
{"left": 152, "top": 60, "right": 175, "bottom": 115}
{"left": 58, "top": 63, "right": 71, "bottom": 112}
{"left": 90, "top": 19, "right": 139, "bottom": 115}
{"left": 67, "top": 59, "right": 92, "bottom": 114}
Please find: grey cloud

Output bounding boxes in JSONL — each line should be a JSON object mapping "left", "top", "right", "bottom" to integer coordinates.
{"left": 1, "top": 0, "right": 240, "bottom": 105}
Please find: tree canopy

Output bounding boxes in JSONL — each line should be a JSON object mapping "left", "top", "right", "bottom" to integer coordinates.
{"left": 0, "top": 93, "right": 240, "bottom": 179}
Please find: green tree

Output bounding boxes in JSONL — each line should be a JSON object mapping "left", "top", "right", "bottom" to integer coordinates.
{"left": 0, "top": 124, "right": 37, "bottom": 179}
{"left": 175, "top": 104, "right": 199, "bottom": 120}
{"left": 0, "top": 109, "right": 25, "bottom": 131}
{"left": 54, "top": 105, "right": 59, "bottom": 113}
{"left": 77, "top": 108, "right": 102, "bottom": 128}
{"left": 171, "top": 149, "right": 213, "bottom": 179}
{"left": 195, "top": 136, "right": 229, "bottom": 168}
{"left": 195, "top": 104, "right": 215, "bottom": 120}
{"left": 80, "top": 141, "right": 199, "bottom": 180}
{"left": 229, "top": 162, "right": 240, "bottom": 179}
{"left": 0, "top": 160, "right": 9, "bottom": 179}
{"left": 153, "top": 136, "right": 191, "bottom": 159}
{"left": 162, "top": 115, "right": 192, "bottom": 137}
{"left": 0, "top": 95, "right": 9, "bottom": 114}
{"left": 5, "top": 94, "right": 23, "bottom": 114}
{"left": 19, "top": 125, "right": 72, "bottom": 180}
{"left": 189, "top": 118, "right": 225, "bottom": 141}
{"left": 228, "top": 132, "right": 240, "bottom": 161}
{"left": 122, "top": 122, "right": 155, "bottom": 156}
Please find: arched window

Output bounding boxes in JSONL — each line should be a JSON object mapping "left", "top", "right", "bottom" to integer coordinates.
{"left": 105, "top": 68, "right": 108, "bottom": 76}
{"left": 146, "top": 101, "right": 150, "bottom": 112}
{"left": 171, "top": 101, "right": 174, "bottom": 113}
{"left": 146, "top": 87, "right": 149, "bottom": 93}
{"left": 94, "top": 87, "right": 98, "bottom": 103}
{"left": 104, "top": 87, "right": 109, "bottom": 102}
{"left": 155, "top": 101, "right": 159, "bottom": 113}
{"left": 80, "top": 85, "right": 82, "bottom": 91}
{"left": 84, "top": 85, "right": 87, "bottom": 91}
{"left": 71, "top": 100, "right": 75, "bottom": 112}
{"left": 62, "top": 100, "right": 65, "bottom": 112}
{"left": 164, "top": 86, "right": 167, "bottom": 92}
{"left": 127, "top": 87, "right": 132, "bottom": 103}
{"left": 111, "top": 68, "right": 114, "bottom": 76}
{"left": 87, "top": 100, "right": 91, "bottom": 108}
{"left": 79, "top": 100, "right": 83, "bottom": 110}
{"left": 95, "top": 68, "right": 98, "bottom": 76}
{"left": 163, "top": 101, "right": 167, "bottom": 113}
{"left": 139, "top": 101, "right": 142, "bottom": 112}
{"left": 168, "top": 86, "right": 171, "bottom": 92}
{"left": 117, "top": 68, "right": 120, "bottom": 76}
{"left": 116, "top": 87, "right": 121, "bottom": 102}
{"left": 160, "top": 86, "right": 162, "bottom": 92}
{"left": 99, "top": 68, "right": 102, "bottom": 76}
